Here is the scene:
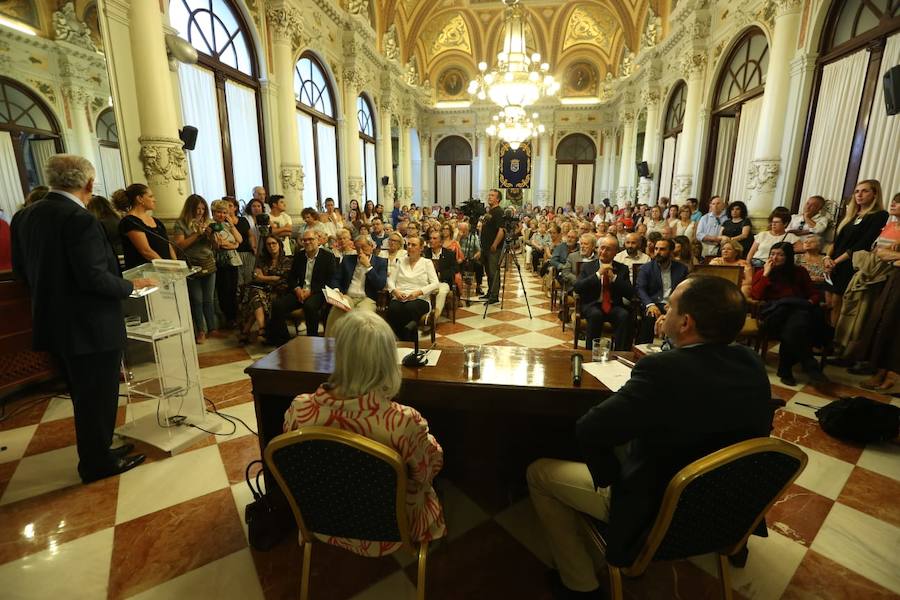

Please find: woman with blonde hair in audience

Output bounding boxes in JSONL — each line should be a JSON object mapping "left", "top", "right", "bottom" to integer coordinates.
{"left": 237, "top": 234, "right": 292, "bottom": 344}
{"left": 671, "top": 205, "right": 696, "bottom": 240}
{"left": 381, "top": 231, "right": 407, "bottom": 278}
{"left": 283, "top": 309, "right": 446, "bottom": 557}
{"left": 115, "top": 184, "right": 177, "bottom": 270}
{"left": 710, "top": 239, "right": 753, "bottom": 295}
{"left": 173, "top": 194, "right": 219, "bottom": 343}
{"left": 796, "top": 235, "right": 827, "bottom": 289}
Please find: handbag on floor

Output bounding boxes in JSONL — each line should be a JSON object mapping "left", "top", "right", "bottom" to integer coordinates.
{"left": 244, "top": 460, "right": 287, "bottom": 551}
{"left": 813, "top": 396, "right": 899, "bottom": 443}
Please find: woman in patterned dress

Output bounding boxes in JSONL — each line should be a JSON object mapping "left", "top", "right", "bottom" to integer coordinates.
{"left": 283, "top": 310, "right": 446, "bottom": 557}
{"left": 237, "top": 235, "right": 292, "bottom": 343}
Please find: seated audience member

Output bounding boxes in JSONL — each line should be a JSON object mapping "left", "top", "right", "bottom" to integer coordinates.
{"left": 210, "top": 199, "right": 244, "bottom": 328}
{"left": 616, "top": 207, "right": 635, "bottom": 232}
{"left": 529, "top": 222, "right": 553, "bottom": 272}
{"left": 441, "top": 222, "right": 465, "bottom": 265}
{"left": 423, "top": 230, "right": 459, "bottom": 321}
{"left": 645, "top": 232, "right": 663, "bottom": 259}
{"left": 750, "top": 242, "right": 828, "bottom": 386}
{"left": 574, "top": 235, "right": 634, "bottom": 350}
{"left": 319, "top": 197, "right": 343, "bottom": 237}
{"left": 688, "top": 197, "right": 702, "bottom": 222}
{"left": 267, "top": 195, "right": 294, "bottom": 257}
{"left": 299, "top": 207, "right": 322, "bottom": 237}
{"left": 333, "top": 228, "right": 354, "bottom": 260}
{"left": 635, "top": 238, "right": 690, "bottom": 343}
{"left": 528, "top": 276, "right": 772, "bottom": 599}
{"left": 238, "top": 235, "right": 292, "bottom": 343}
{"left": 550, "top": 230, "right": 578, "bottom": 275}
{"left": 115, "top": 184, "right": 177, "bottom": 269}
{"left": 458, "top": 221, "right": 483, "bottom": 295}
{"left": 540, "top": 224, "right": 563, "bottom": 276}
{"left": 267, "top": 230, "right": 337, "bottom": 343}
{"left": 386, "top": 235, "right": 439, "bottom": 341}
{"left": 696, "top": 196, "right": 727, "bottom": 258}
{"left": 88, "top": 195, "right": 123, "bottom": 256}
{"left": 643, "top": 206, "right": 668, "bottom": 237}
{"left": 370, "top": 216, "right": 389, "bottom": 249}
{"left": 325, "top": 235, "right": 387, "bottom": 336}
{"left": 795, "top": 235, "right": 827, "bottom": 287}
{"left": 382, "top": 231, "right": 407, "bottom": 278}
{"left": 788, "top": 195, "right": 832, "bottom": 241}
{"left": 672, "top": 235, "right": 696, "bottom": 269}
{"left": 671, "top": 205, "right": 697, "bottom": 240}
{"left": 283, "top": 309, "right": 445, "bottom": 556}
{"left": 561, "top": 234, "right": 598, "bottom": 291}
{"left": 614, "top": 232, "right": 650, "bottom": 283}
{"left": 746, "top": 207, "right": 798, "bottom": 267}
{"left": 24, "top": 185, "right": 49, "bottom": 208}
{"left": 710, "top": 239, "right": 754, "bottom": 296}
{"left": 721, "top": 201, "right": 753, "bottom": 259}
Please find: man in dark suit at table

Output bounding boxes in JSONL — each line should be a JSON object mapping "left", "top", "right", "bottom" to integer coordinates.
{"left": 268, "top": 228, "right": 337, "bottom": 343}
{"left": 528, "top": 276, "right": 773, "bottom": 599}
{"left": 635, "top": 238, "right": 690, "bottom": 344}
{"left": 11, "top": 154, "right": 154, "bottom": 483}
{"left": 574, "top": 235, "right": 634, "bottom": 351}
{"left": 324, "top": 235, "right": 387, "bottom": 336}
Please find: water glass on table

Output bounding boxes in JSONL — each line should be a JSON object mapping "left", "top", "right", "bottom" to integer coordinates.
{"left": 592, "top": 338, "right": 611, "bottom": 362}
{"left": 463, "top": 345, "right": 482, "bottom": 368}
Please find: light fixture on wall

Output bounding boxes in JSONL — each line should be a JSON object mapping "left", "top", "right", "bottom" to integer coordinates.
{"left": 486, "top": 106, "right": 545, "bottom": 150}
{"left": 466, "top": 0, "right": 558, "bottom": 109}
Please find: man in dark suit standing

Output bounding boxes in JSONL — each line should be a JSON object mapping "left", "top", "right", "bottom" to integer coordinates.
{"left": 574, "top": 235, "right": 634, "bottom": 351}
{"left": 268, "top": 228, "right": 337, "bottom": 342}
{"left": 635, "top": 238, "right": 690, "bottom": 343}
{"left": 324, "top": 235, "right": 387, "bottom": 336}
{"left": 527, "top": 277, "right": 773, "bottom": 598}
{"left": 11, "top": 154, "right": 153, "bottom": 483}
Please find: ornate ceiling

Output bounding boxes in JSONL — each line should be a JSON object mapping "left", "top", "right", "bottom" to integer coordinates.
{"left": 366, "top": 0, "right": 669, "bottom": 101}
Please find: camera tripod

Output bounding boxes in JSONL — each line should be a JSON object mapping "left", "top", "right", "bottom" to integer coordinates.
{"left": 483, "top": 238, "right": 533, "bottom": 319}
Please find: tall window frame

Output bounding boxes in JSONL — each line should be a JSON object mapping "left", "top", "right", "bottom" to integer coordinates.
{"left": 658, "top": 80, "right": 687, "bottom": 202}
{"left": 295, "top": 53, "right": 341, "bottom": 211}
{"left": 169, "top": 0, "right": 267, "bottom": 200}
{"left": 94, "top": 107, "right": 126, "bottom": 197}
{"left": 434, "top": 136, "right": 473, "bottom": 207}
{"left": 554, "top": 134, "right": 596, "bottom": 209}
{"left": 357, "top": 95, "right": 377, "bottom": 206}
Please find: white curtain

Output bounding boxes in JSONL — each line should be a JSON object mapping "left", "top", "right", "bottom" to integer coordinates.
{"left": 575, "top": 164, "right": 594, "bottom": 206}
{"left": 30, "top": 140, "right": 56, "bottom": 186}
{"left": 225, "top": 80, "right": 263, "bottom": 203}
{"left": 410, "top": 129, "right": 422, "bottom": 202}
{"left": 729, "top": 96, "right": 764, "bottom": 204}
{"left": 364, "top": 141, "right": 377, "bottom": 204}
{"left": 99, "top": 146, "right": 125, "bottom": 196}
{"left": 659, "top": 136, "right": 676, "bottom": 200}
{"left": 0, "top": 132, "right": 22, "bottom": 220}
{"left": 179, "top": 63, "right": 226, "bottom": 201}
{"left": 296, "top": 112, "right": 318, "bottom": 209}
{"left": 436, "top": 165, "right": 452, "bottom": 205}
{"left": 316, "top": 122, "right": 339, "bottom": 204}
{"left": 710, "top": 117, "right": 736, "bottom": 199}
{"left": 800, "top": 49, "right": 869, "bottom": 207}
{"left": 555, "top": 164, "right": 573, "bottom": 206}
{"left": 454, "top": 164, "right": 470, "bottom": 206}
{"left": 859, "top": 33, "right": 900, "bottom": 198}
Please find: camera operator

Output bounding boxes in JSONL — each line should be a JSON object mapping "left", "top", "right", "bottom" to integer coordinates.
{"left": 480, "top": 189, "right": 505, "bottom": 303}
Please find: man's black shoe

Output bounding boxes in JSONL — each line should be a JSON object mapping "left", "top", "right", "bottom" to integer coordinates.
{"left": 80, "top": 454, "right": 146, "bottom": 484}
{"left": 109, "top": 443, "right": 135, "bottom": 459}
{"left": 779, "top": 374, "right": 797, "bottom": 387}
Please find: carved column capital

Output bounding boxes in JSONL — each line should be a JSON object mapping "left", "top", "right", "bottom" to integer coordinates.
{"left": 680, "top": 52, "right": 707, "bottom": 79}
{"left": 640, "top": 88, "right": 660, "bottom": 106}
{"left": 266, "top": 6, "right": 301, "bottom": 44}
{"left": 746, "top": 159, "right": 781, "bottom": 193}
{"left": 139, "top": 136, "right": 188, "bottom": 193}
{"left": 280, "top": 164, "right": 304, "bottom": 193}
{"left": 348, "top": 176, "right": 365, "bottom": 199}
{"left": 772, "top": 0, "right": 802, "bottom": 18}
{"left": 672, "top": 174, "right": 693, "bottom": 202}
{"left": 62, "top": 85, "right": 92, "bottom": 107}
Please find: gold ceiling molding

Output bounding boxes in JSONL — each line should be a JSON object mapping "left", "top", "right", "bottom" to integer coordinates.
{"left": 423, "top": 12, "right": 472, "bottom": 64}
{"left": 563, "top": 6, "right": 617, "bottom": 53}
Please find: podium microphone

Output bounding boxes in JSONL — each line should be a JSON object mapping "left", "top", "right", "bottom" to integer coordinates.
{"left": 571, "top": 353, "right": 583, "bottom": 387}
{"left": 402, "top": 321, "right": 428, "bottom": 367}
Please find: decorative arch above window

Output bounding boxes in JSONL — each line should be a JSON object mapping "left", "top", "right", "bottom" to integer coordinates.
{"left": 715, "top": 29, "right": 769, "bottom": 109}
{"left": 295, "top": 55, "right": 335, "bottom": 118}
{"left": 823, "top": 0, "right": 900, "bottom": 52}
{"left": 435, "top": 135, "right": 473, "bottom": 162}
{"left": 169, "top": 0, "right": 255, "bottom": 76}
{"left": 357, "top": 95, "right": 375, "bottom": 140}
{"left": 556, "top": 134, "right": 596, "bottom": 162}
{"left": 664, "top": 81, "right": 687, "bottom": 137}
{"left": 0, "top": 79, "right": 57, "bottom": 133}
{"left": 96, "top": 108, "right": 118, "bottom": 145}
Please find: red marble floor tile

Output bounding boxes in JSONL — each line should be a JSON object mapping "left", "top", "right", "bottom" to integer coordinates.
{"left": 454, "top": 309, "right": 479, "bottom": 319}
{"left": 404, "top": 520, "right": 555, "bottom": 600}
{"left": 252, "top": 534, "right": 400, "bottom": 600}
{"left": 766, "top": 483, "right": 834, "bottom": 546}
{"left": 218, "top": 435, "right": 261, "bottom": 485}
{"left": 486, "top": 310, "right": 525, "bottom": 322}
{"left": 434, "top": 337, "right": 462, "bottom": 348}
{"left": 432, "top": 322, "right": 473, "bottom": 335}
{"left": 538, "top": 312, "right": 563, "bottom": 324}
{"left": 542, "top": 328, "right": 577, "bottom": 342}
{"left": 203, "top": 379, "right": 254, "bottom": 409}
{"left": 23, "top": 418, "right": 77, "bottom": 457}
{"left": 836, "top": 466, "right": 900, "bottom": 528}
{"left": 0, "top": 475, "right": 118, "bottom": 566}
{"left": 0, "top": 395, "right": 51, "bottom": 431}
{"left": 197, "top": 347, "right": 252, "bottom": 369}
{"left": 108, "top": 488, "right": 246, "bottom": 600}
{"left": 800, "top": 381, "right": 894, "bottom": 404}
{"left": 482, "top": 323, "right": 530, "bottom": 338}
{"left": 0, "top": 460, "right": 16, "bottom": 499}
{"left": 771, "top": 410, "right": 865, "bottom": 464}
{"left": 781, "top": 549, "right": 897, "bottom": 600}
{"left": 486, "top": 340, "right": 523, "bottom": 347}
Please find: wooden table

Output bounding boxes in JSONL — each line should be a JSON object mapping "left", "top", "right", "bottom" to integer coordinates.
{"left": 246, "top": 337, "right": 616, "bottom": 513}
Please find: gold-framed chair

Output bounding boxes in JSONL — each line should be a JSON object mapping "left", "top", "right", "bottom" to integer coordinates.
{"left": 580, "top": 437, "right": 807, "bottom": 600}
{"left": 264, "top": 426, "right": 432, "bottom": 600}
{"left": 561, "top": 261, "right": 585, "bottom": 332}
{"left": 692, "top": 264, "right": 744, "bottom": 287}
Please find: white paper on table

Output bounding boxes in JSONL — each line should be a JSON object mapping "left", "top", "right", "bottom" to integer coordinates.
{"left": 582, "top": 360, "right": 632, "bottom": 391}
{"left": 395, "top": 348, "right": 442, "bottom": 367}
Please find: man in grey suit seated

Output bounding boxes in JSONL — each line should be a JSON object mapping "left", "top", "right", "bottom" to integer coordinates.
{"left": 560, "top": 233, "right": 598, "bottom": 292}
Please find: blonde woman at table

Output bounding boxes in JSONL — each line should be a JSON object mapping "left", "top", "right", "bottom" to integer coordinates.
{"left": 283, "top": 309, "right": 446, "bottom": 557}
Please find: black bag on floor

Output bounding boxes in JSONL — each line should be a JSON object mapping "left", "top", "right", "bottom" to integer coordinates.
{"left": 244, "top": 460, "right": 287, "bottom": 551}
{"left": 814, "top": 396, "right": 900, "bottom": 443}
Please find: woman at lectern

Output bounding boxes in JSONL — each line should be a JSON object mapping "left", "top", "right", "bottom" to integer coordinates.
{"left": 283, "top": 310, "right": 446, "bottom": 557}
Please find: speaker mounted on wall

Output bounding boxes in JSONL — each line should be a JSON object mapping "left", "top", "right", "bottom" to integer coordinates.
{"left": 179, "top": 126, "right": 198, "bottom": 151}
{"left": 636, "top": 161, "right": 651, "bottom": 179}
{"left": 884, "top": 65, "right": 900, "bottom": 116}
{"left": 381, "top": 176, "right": 390, "bottom": 186}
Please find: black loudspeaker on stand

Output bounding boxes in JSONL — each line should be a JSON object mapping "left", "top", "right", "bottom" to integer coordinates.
{"left": 884, "top": 65, "right": 900, "bottom": 117}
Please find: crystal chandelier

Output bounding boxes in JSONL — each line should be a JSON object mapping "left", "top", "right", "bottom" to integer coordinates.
{"left": 467, "top": 0, "right": 559, "bottom": 108}
{"left": 486, "top": 106, "right": 545, "bottom": 150}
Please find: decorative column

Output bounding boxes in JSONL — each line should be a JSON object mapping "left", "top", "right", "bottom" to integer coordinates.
{"left": 397, "top": 119, "right": 413, "bottom": 202}
{"left": 476, "top": 133, "right": 490, "bottom": 200}
{"left": 267, "top": 6, "right": 303, "bottom": 210}
{"left": 129, "top": 0, "right": 187, "bottom": 217}
{"left": 601, "top": 128, "right": 618, "bottom": 201}
{"left": 673, "top": 52, "right": 707, "bottom": 203}
{"left": 616, "top": 110, "right": 637, "bottom": 206}
{"left": 640, "top": 88, "right": 661, "bottom": 204}
{"left": 420, "top": 130, "right": 432, "bottom": 205}
{"left": 746, "top": 0, "right": 803, "bottom": 220}
{"left": 343, "top": 68, "right": 364, "bottom": 203}
{"left": 535, "top": 132, "right": 551, "bottom": 206}
{"left": 378, "top": 103, "right": 395, "bottom": 204}
{"left": 62, "top": 85, "right": 97, "bottom": 166}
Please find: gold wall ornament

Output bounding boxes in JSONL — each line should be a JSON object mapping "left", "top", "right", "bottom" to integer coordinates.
{"left": 139, "top": 137, "right": 188, "bottom": 193}
{"left": 424, "top": 13, "right": 471, "bottom": 62}
{"left": 563, "top": 6, "right": 615, "bottom": 53}
{"left": 266, "top": 6, "right": 302, "bottom": 44}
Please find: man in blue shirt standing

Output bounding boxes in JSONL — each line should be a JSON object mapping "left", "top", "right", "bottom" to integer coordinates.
{"left": 696, "top": 196, "right": 728, "bottom": 258}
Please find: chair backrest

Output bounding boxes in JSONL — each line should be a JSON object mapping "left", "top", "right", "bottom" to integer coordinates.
{"left": 264, "top": 426, "right": 411, "bottom": 549}
{"left": 629, "top": 437, "right": 807, "bottom": 572}
{"left": 692, "top": 264, "right": 743, "bottom": 287}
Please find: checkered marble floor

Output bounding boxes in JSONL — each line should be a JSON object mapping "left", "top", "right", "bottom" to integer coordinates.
{"left": 1, "top": 266, "right": 898, "bottom": 599}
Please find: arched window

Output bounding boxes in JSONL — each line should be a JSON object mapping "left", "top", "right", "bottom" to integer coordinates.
{"left": 658, "top": 81, "right": 686, "bottom": 202}
{"left": 170, "top": 0, "right": 265, "bottom": 203}
{"left": 796, "top": 0, "right": 900, "bottom": 214}
{"left": 703, "top": 28, "right": 769, "bottom": 203}
{"left": 0, "top": 77, "right": 62, "bottom": 215}
{"left": 94, "top": 108, "right": 125, "bottom": 197}
{"left": 295, "top": 54, "right": 340, "bottom": 211}
{"left": 555, "top": 134, "right": 596, "bottom": 208}
{"left": 435, "top": 136, "right": 472, "bottom": 207}
{"left": 357, "top": 95, "right": 377, "bottom": 206}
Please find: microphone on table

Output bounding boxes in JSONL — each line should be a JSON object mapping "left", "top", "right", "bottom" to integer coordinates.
{"left": 402, "top": 321, "right": 429, "bottom": 367}
{"left": 571, "top": 353, "right": 583, "bottom": 387}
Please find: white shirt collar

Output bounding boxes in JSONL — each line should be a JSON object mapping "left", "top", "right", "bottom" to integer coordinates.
{"left": 52, "top": 189, "right": 86, "bottom": 210}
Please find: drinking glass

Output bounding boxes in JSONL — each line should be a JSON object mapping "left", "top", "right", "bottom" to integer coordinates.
{"left": 463, "top": 345, "right": 481, "bottom": 368}
{"left": 592, "top": 338, "right": 611, "bottom": 362}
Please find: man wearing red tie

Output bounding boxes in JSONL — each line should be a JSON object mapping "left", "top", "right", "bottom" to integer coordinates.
{"left": 574, "top": 235, "right": 634, "bottom": 351}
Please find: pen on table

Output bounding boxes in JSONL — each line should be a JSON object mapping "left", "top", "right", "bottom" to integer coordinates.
{"left": 616, "top": 356, "right": 636, "bottom": 369}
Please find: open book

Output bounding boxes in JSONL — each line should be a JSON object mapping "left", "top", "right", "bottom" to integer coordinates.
{"left": 324, "top": 286, "right": 352, "bottom": 312}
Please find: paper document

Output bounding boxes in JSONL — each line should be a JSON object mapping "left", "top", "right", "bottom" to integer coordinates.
{"left": 582, "top": 360, "right": 632, "bottom": 391}
{"left": 324, "top": 286, "right": 352, "bottom": 312}
{"left": 395, "top": 348, "right": 442, "bottom": 367}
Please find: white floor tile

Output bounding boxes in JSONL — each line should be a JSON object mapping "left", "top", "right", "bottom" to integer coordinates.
{"left": 781, "top": 392, "right": 830, "bottom": 419}
{"left": 507, "top": 318, "right": 557, "bottom": 332}
{"left": 128, "top": 548, "right": 264, "bottom": 600}
{"left": 509, "top": 305, "right": 550, "bottom": 317}
{"left": 347, "top": 570, "right": 417, "bottom": 600}
{"left": 456, "top": 315, "right": 502, "bottom": 329}
{"left": 1, "top": 445, "right": 81, "bottom": 505}
{"left": 507, "top": 332, "right": 562, "bottom": 349}
{"left": 116, "top": 444, "right": 229, "bottom": 524}
{"left": 812, "top": 503, "right": 900, "bottom": 594}
{"left": 444, "top": 330, "right": 501, "bottom": 345}
{"left": 792, "top": 447, "right": 854, "bottom": 500}
{"left": 199, "top": 359, "right": 255, "bottom": 387}
{"left": 0, "top": 527, "right": 114, "bottom": 599}
{"left": 856, "top": 442, "right": 900, "bottom": 482}
{"left": 212, "top": 402, "right": 258, "bottom": 442}
{"left": 230, "top": 482, "right": 256, "bottom": 543}
{"left": 0, "top": 425, "right": 37, "bottom": 464}
{"left": 494, "top": 498, "right": 553, "bottom": 567}
{"left": 40, "top": 396, "right": 75, "bottom": 422}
